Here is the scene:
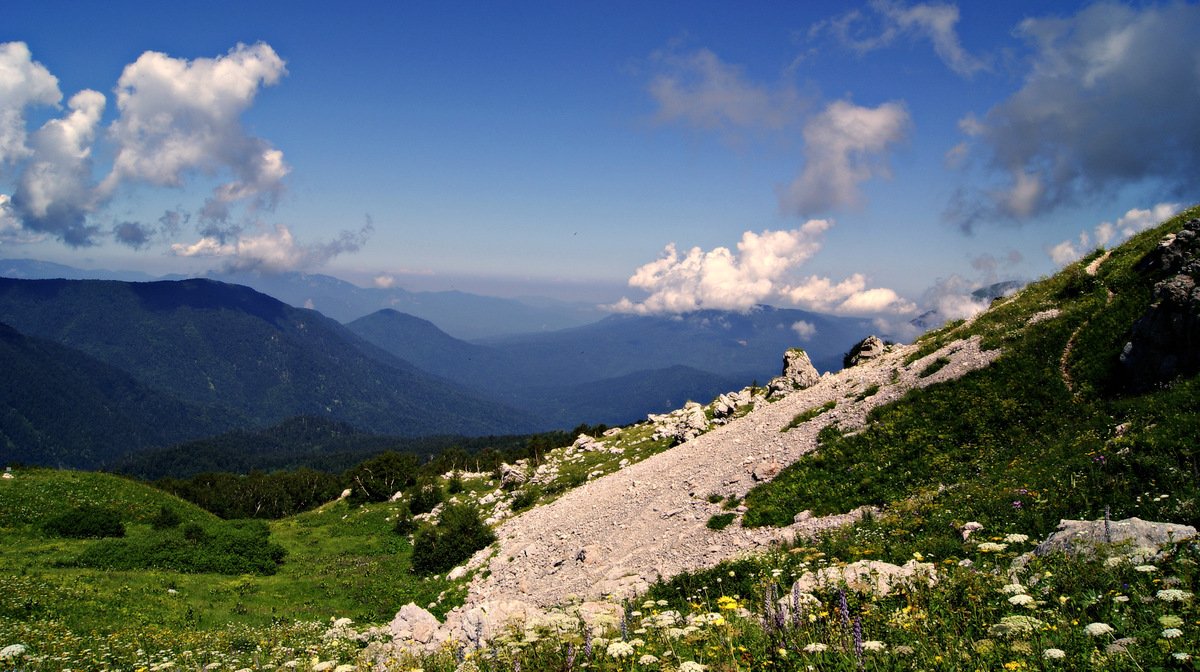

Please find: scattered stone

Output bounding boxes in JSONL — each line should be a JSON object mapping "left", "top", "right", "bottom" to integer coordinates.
{"left": 751, "top": 459, "right": 782, "bottom": 482}
{"left": 572, "top": 434, "right": 606, "bottom": 452}
{"left": 649, "top": 402, "right": 710, "bottom": 444}
{"left": 389, "top": 603, "right": 443, "bottom": 647}
{"left": 793, "top": 510, "right": 813, "bottom": 523}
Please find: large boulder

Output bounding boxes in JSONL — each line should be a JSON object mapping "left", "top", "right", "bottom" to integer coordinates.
{"left": 649, "top": 402, "right": 710, "bottom": 445}
{"left": 1035, "top": 516, "right": 1197, "bottom": 558}
{"left": 790, "top": 559, "right": 937, "bottom": 597}
{"left": 1120, "top": 218, "right": 1200, "bottom": 391}
{"left": 767, "top": 348, "right": 821, "bottom": 398}
{"left": 843, "top": 336, "right": 887, "bottom": 368}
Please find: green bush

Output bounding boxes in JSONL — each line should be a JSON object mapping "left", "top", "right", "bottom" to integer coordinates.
{"left": 392, "top": 501, "right": 416, "bottom": 535}
{"left": 150, "top": 505, "right": 182, "bottom": 530}
{"left": 71, "top": 519, "right": 286, "bottom": 575}
{"left": 410, "top": 504, "right": 495, "bottom": 575}
{"left": 706, "top": 513, "right": 736, "bottom": 530}
{"left": 510, "top": 485, "right": 541, "bottom": 512}
{"left": 408, "top": 479, "right": 443, "bottom": 515}
{"left": 42, "top": 504, "right": 125, "bottom": 539}
{"left": 917, "top": 356, "right": 950, "bottom": 378}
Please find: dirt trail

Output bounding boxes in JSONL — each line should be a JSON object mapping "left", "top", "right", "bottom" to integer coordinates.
{"left": 459, "top": 336, "right": 1001, "bottom": 609}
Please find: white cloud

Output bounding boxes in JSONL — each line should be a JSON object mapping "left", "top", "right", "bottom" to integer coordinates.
{"left": 0, "top": 42, "right": 62, "bottom": 167}
{"left": 171, "top": 222, "right": 371, "bottom": 273}
{"left": 10, "top": 89, "right": 106, "bottom": 246}
{"left": 949, "top": 3, "right": 1200, "bottom": 227}
{"left": 780, "top": 99, "right": 910, "bottom": 216}
{"left": 611, "top": 221, "right": 913, "bottom": 317}
{"left": 1047, "top": 202, "right": 1181, "bottom": 267}
{"left": 373, "top": 274, "right": 397, "bottom": 289}
{"left": 647, "top": 48, "right": 803, "bottom": 133}
{"left": 782, "top": 272, "right": 915, "bottom": 315}
{"left": 101, "top": 42, "right": 289, "bottom": 218}
{"left": 814, "top": 0, "right": 987, "bottom": 77}
{"left": 791, "top": 320, "right": 817, "bottom": 340}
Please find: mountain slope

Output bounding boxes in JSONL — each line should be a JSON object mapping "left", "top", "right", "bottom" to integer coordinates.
{"left": 0, "top": 278, "right": 537, "bottom": 444}
{"left": 0, "top": 322, "right": 235, "bottom": 468}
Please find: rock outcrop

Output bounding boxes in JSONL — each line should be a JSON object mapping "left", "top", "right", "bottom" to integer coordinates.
{"left": 649, "top": 401, "right": 710, "bottom": 445}
{"left": 767, "top": 348, "right": 821, "bottom": 398}
{"left": 843, "top": 335, "right": 887, "bottom": 368}
{"left": 1034, "top": 516, "right": 1197, "bottom": 558}
{"left": 1120, "top": 218, "right": 1200, "bottom": 390}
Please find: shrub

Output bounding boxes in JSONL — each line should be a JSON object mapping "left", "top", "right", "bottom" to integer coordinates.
{"left": 510, "top": 485, "right": 541, "bottom": 512}
{"left": 392, "top": 502, "right": 416, "bottom": 536}
{"left": 72, "top": 519, "right": 286, "bottom": 575}
{"left": 706, "top": 513, "right": 736, "bottom": 530}
{"left": 918, "top": 356, "right": 951, "bottom": 378}
{"left": 43, "top": 504, "right": 125, "bottom": 539}
{"left": 408, "top": 479, "right": 443, "bottom": 515}
{"left": 410, "top": 504, "right": 496, "bottom": 575}
{"left": 150, "top": 505, "right": 182, "bottom": 530}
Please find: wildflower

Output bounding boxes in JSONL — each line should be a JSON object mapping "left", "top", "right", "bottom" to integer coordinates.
{"left": 989, "top": 615, "right": 1045, "bottom": 638}
{"left": 678, "top": 662, "right": 707, "bottom": 672}
{"left": 0, "top": 645, "right": 25, "bottom": 661}
{"left": 1134, "top": 565, "right": 1158, "bottom": 573}
{"left": 606, "top": 641, "right": 634, "bottom": 659}
{"left": 893, "top": 645, "right": 914, "bottom": 655}
{"left": 1163, "top": 628, "right": 1183, "bottom": 639}
{"left": 1043, "top": 648, "right": 1066, "bottom": 660}
{"left": 1004, "top": 533, "right": 1029, "bottom": 543}
{"left": 1001, "top": 583, "right": 1027, "bottom": 594}
{"left": 977, "top": 542, "right": 1008, "bottom": 553}
{"left": 1084, "top": 622, "right": 1114, "bottom": 637}
{"left": 1174, "top": 653, "right": 1191, "bottom": 661}
{"left": 803, "top": 643, "right": 828, "bottom": 653}
{"left": 862, "top": 641, "right": 886, "bottom": 652}
{"left": 1160, "top": 615, "right": 1184, "bottom": 628}
{"left": 1157, "top": 589, "right": 1193, "bottom": 602}
{"left": 1112, "top": 595, "right": 1129, "bottom": 603}
{"left": 1008, "top": 594, "right": 1036, "bottom": 607}
{"left": 638, "top": 654, "right": 659, "bottom": 665}
{"left": 1012, "top": 501, "right": 1023, "bottom": 509}
{"left": 716, "top": 596, "right": 739, "bottom": 611}
{"left": 1004, "top": 662, "right": 1026, "bottom": 670}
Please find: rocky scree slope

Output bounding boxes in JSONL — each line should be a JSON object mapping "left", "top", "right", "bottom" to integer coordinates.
{"left": 389, "top": 332, "right": 1000, "bottom": 650}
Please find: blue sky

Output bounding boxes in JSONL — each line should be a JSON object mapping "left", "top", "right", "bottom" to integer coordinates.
{"left": 2, "top": 1, "right": 1197, "bottom": 328}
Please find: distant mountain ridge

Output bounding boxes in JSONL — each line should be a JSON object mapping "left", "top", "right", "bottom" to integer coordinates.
{"left": 0, "top": 277, "right": 537, "bottom": 468}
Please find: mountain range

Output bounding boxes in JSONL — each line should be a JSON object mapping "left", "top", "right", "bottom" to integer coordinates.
{"left": 0, "top": 263, "right": 877, "bottom": 470}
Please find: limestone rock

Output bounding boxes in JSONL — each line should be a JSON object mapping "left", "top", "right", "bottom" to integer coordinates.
{"left": 499, "top": 463, "right": 527, "bottom": 488}
{"left": 389, "top": 603, "right": 442, "bottom": 647}
{"left": 649, "top": 402, "right": 710, "bottom": 445}
{"left": 1120, "top": 218, "right": 1200, "bottom": 390}
{"left": 1035, "top": 517, "right": 1197, "bottom": 558}
{"left": 844, "top": 336, "right": 887, "bottom": 368}
{"left": 572, "top": 434, "right": 605, "bottom": 452}
{"left": 752, "top": 459, "right": 782, "bottom": 482}
{"left": 767, "top": 348, "right": 821, "bottom": 398}
{"left": 791, "top": 559, "right": 936, "bottom": 597}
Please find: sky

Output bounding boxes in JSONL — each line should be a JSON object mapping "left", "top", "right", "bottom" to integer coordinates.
{"left": 1, "top": 1, "right": 1197, "bottom": 331}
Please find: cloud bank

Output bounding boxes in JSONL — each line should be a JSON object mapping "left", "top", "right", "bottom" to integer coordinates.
{"left": 950, "top": 3, "right": 1200, "bottom": 228}
{"left": 609, "top": 220, "right": 914, "bottom": 317}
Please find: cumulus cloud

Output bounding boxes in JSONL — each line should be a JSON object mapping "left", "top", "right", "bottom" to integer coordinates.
{"left": 779, "top": 99, "right": 910, "bottom": 216}
{"left": 791, "top": 320, "right": 817, "bottom": 340}
{"left": 170, "top": 221, "right": 372, "bottom": 273}
{"left": 373, "top": 274, "right": 397, "bottom": 289}
{"left": 949, "top": 3, "right": 1200, "bottom": 228}
{"left": 100, "top": 42, "right": 289, "bottom": 218}
{"left": 1047, "top": 202, "right": 1181, "bottom": 267}
{"left": 0, "top": 42, "right": 62, "bottom": 168}
{"left": 647, "top": 47, "right": 804, "bottom": 133}
{"left": 610, "top": 220, "right": 914, "bottom": 316}
{"left": 813, "top": 0, "right": 987, "bottom": 77}
{"left": 9, "top": 89, "right": 106, "bottom": 247}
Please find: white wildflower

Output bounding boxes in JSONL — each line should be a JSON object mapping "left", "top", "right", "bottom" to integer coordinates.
{"left": 1160, "top": 615, "right": 1184, "bottom": 628}
{"left": 1157, "top": 589, "right": 1193, "bottom": 602}
{"left": 862, "top": 640, "right": 886, "bottom": 652}
{"left": 1043, "top": 648, "right": 1066, "bottom": 660}
{"left": 1008, "top": 594, "right": 1036, "bottom": 607}
{"left": 1004, "top": 533, "right": 1029, "bottom": 543}
{"left": 606, "top": 641, "right": 634, "bottom": 659}
{"left": 977, "top": 542, "right": 1008, "bottom": 553}
{"left": 1001, "top": 583, "right": 1027, "bottom": 594}
{"left": 1084, "top": 622, "right": 1114, "bottom": 637}
{"left": 803, "top": 643, "right": 828, "bottom": 653}
{"left": 0, "top": 645, "right": 26, "bottom": 660}
{"left": 1134, "top": 564, "right": 1158, "bottom": 573}
{"left": 679, "top": 662, "right": 707, "bottom": 672}
{"left": 1113, "top": 595, "right": 1129, "bottom": 603}
{"left": 1174, "top": 652, "right": 1191, "bottom": 661}
{"left": 1162, "top": 628, "right": 1184, "bottom": 639}
{"left": 638, "top": 654, "right": 659, "bottom": 665}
